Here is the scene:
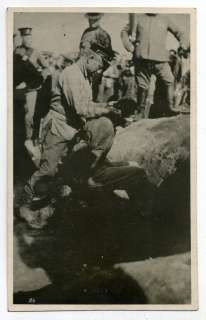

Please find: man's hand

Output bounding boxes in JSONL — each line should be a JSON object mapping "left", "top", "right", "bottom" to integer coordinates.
{"left": 16, "top": 82, "right": 27, "bottom": 90}
{"left": 107, "top": 106, "right": 122, "bottom": 117}
{"left": 22, "top": 55, "right": 28, "bottom": 61}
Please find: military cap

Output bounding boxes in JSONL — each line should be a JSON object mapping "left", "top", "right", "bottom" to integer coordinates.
{"left": 18, "top": 27, "right": 32, "bottom": 36}
{"left": 85, "top": 13, "right": 104, "bottom": 20}
{"left": 90, "top": 43, "right": 118, "bottom": 66}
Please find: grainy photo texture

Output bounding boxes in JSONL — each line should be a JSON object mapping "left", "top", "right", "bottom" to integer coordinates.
{"left": 8, "top": 8, "right": 196, "bottom": 311}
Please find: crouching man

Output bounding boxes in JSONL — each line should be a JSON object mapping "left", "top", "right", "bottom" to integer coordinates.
{"left": 19, "top": 44, "right": 155, "bottom": 227}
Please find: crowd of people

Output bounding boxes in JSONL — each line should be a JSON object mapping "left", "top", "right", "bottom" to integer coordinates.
{"left": 13, "top": 13, "right": 190, "bottom": 228}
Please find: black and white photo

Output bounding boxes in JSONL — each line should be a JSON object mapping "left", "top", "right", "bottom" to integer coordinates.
{"left": 7, "top": 7, "right": 196, "bottom": 311}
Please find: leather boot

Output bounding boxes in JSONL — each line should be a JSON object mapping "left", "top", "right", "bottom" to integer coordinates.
{"left": 137, "top": 87, "right": 148, "bottom": 119}
{"left": 165, "top": 84, "right": 180, "bottom": 116}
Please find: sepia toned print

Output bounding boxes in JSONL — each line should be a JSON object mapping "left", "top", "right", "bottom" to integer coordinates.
{"left": 7, "top": 7, "right": 197, "bottom": 311}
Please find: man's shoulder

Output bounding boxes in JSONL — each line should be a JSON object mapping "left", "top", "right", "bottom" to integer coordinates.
{"left": 29, "top": 47, "right": 41, "bottom": 57}
{"left": 64, "top": 63, "right": 78, "bottom": 73}
{"left": 98, "top": 27, "right": 110, "bottom": 36}
{"left": 81, "top": 27, "right": 93, "bottom": 37}
{"left": 14, "top": 45, "right": 26, "bottom": 54}
{"left": 83, "top": 27, "right": 92, "bottom": 33}
{"left": 61, "top": 64, "right": 81, "bottom": 82}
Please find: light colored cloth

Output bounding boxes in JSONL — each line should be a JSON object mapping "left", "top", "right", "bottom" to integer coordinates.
{"left": 135, "top": 60, "right": 174, "bottom": 90}
{"left": 42, "top": 109, "right": 77, "bottom": 141}
{"left": 49, "top": 61, "right": 109, "bottom": 132}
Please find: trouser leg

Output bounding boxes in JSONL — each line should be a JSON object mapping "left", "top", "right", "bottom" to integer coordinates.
{"left": 29, "top": 131, "right": 68, "bottom": 190}
{"left": 24, "top": 90, "right": 38, "bottom": 140}
{"left": 91, "top": 164, "right": 156, "bottom": 216}
{"left": 135, "top": 59, "right": 151, "bottom": 117}
{"left": 155, "top": 62, "right": 176, "bottom": 115}
{"left": 165, "top": 84, "right": 175, "bottom": 114}
{"left": 60, "top": 117, "right": 115, "bottom": 186}
{"left": 137, "top": 87, "right": 148, "bottom": 118}
{"left": 91, "top": 165, "right": 147, "bottom": 191}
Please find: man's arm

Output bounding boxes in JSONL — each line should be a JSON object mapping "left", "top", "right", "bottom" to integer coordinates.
{"left": 167, "top": 17, "right": 189, "bottom": 50}
{"left": 121, "top": 23, "right": 135, "bottom": 53}
{"left": 121, "top": 14, "right": 138, "bottom": 53}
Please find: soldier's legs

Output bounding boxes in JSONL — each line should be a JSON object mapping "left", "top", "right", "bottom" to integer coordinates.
{"left": 90, "top": 164, "right": 145, "bottom": 190}
{"left": 82, "top": 118, "right": 151, "bottom": 197}
{"left": 24, "top": 90, "right": 38, "bottom": 140}
{"left": 60, "top": 117, "right": 115, "bottom": 186}
{"left": 29, "top": 131, "right": 69, "bottom": 190}
{"left": 85, "top": 117, "right": 115, "bottom": 160}
{"left": 19, "top": 131, "right": 70, "bottom": 227}
{"left": 154, "top": 62, "right": 176, "bottom": 115}
{"left": 135, "top": 60, "right": 151, "bottom": 117}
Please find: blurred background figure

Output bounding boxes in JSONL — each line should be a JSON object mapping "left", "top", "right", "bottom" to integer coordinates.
{"left": 119, "top": 59, "right": 137, "bottom": 101}
{"left": 13, "top": 31, "right": 21, "bottom": 51}
{"left": 98, "top": 58, "right": 122, "bottom": 102}
{"left": 14, "top": 27, "right": 49, "bottom": 150}
{"left": 173, "top": 47, "right": 190, "bottom": 113}
{"left": 169, "top": 49, "right": 182, "bottom": 89}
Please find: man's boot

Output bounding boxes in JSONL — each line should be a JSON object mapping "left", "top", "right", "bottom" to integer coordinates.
{"left": 165, "top": 84, "right": 180, "bottom": 117}
{"left": 137, "top": 87, "right": 148, "bottom": 119}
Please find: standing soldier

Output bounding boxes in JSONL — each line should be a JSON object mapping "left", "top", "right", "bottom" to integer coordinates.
{"left": 80, "top": 13, "right": 113, "bottom": 101}
{"left": 14, "top": 27, "right": 49, "bottom": 151}
{"left": 80, "top": 13, "right": 112, "bottom": 52}
{"left": 121, "top": 13, "right": 189, "bottom": 118}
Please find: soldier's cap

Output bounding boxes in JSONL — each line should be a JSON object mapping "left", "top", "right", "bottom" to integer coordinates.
{"left": 18, "top": 27, "right": 32, "bottom": 36}
{"left": 90, "top": 43, "right": 118, "bottom": 66}
{"left": 85, "top": 12, "right": 104, "bottom": 20}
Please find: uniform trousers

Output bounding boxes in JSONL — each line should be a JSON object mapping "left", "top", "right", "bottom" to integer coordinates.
{"left": 24, "top": 90, "right": 38, "bottom": 139}
{"left": 135, "top": 59, "right": 174, "bottom": 114}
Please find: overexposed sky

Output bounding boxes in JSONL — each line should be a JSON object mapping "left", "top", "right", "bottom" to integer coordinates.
{"left": 14, "top": 12, "right": 190, "bottom": 55}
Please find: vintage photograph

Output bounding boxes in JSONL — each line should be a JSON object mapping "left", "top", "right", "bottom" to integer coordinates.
{"left": 8, "top": 7, "right": 196, "bottom": 310}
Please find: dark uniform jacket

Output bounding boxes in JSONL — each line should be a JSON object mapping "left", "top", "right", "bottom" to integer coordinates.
{"left": 14, "top": 45, "right": 48, "bottom": 69}
{"left": 121, "top": 14, "right": 188, "bottom": 62}
{"left": 13, "top": 53, "right": 43, "bottom": 90}
{"left": 80, "top": 26, "right": 112, "bottom": 51}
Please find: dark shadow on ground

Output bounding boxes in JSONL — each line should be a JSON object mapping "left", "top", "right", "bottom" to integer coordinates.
{"left": 13, "top": 156, "right": 190, "bottom": 304}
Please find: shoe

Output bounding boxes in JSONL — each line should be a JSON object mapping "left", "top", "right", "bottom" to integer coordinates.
{"left": 59, "top": 185, "right": 72, "bottom": 198}
{"left": 166, "top": 109, "right": 180, "bottom": 117}
{"left": 19, "top": 204, "right": 54, "bottom": 229}
{"left": 87, "top": 177, "right": 103, "bottom": 189}
{"left": 113, "top": 189, "right": 130, "bottom": 200}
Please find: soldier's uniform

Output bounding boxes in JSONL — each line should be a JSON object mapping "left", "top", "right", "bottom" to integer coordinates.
{"left": 13, "top": 51, "right": 44, "bottom": 178}
{"left": 14, "top": 27, "right": 48, "bottom": 140}
{"left": 20, "top": 45, "right": 155, "bottom": 228}
{"left": 80, "top": 13, "right": 113, "bottom": 101}
{"left": 80, "top": 13, "right": 112, "bottom": 52}
{"left": 121, "top": 14, "right": 188, "bottom": 117}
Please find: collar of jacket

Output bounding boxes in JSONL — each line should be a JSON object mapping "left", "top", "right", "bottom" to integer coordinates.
{"left": 77, "top": 57, "right": 91, "bottom": 82}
